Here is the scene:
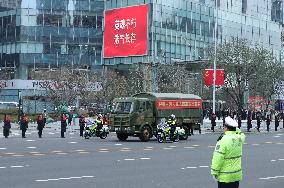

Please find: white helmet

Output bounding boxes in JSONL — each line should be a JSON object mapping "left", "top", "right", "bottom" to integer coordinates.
{"left": 98, "top": 114, "right": 103, "bottom": 118}
{"left": 170, "top": 114, "right": 176, "bottom": 119}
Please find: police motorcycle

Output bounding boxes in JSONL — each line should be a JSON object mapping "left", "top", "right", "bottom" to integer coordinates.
{"left": 156, "top": 119, "right": 182, "bottom": 143}
{"left": 83, "top": 120, "right": 109, "bottom": 139}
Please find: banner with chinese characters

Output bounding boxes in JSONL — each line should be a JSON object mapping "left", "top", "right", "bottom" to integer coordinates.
{"left": 104, "top": 4, "right": 148, "bottom": 58}
{"left": 156, "top": 100, "right": 202, "bottom": 110}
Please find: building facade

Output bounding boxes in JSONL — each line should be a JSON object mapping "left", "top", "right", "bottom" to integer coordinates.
{"left": 104, "top": 0, "right": 284, "bottom": 65}
{"left": 0, "top": 0, "right": 104, "bottom": 79}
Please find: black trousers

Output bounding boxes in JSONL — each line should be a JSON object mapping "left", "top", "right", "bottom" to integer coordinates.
{"left": 267, "top": 124, "right": 270, "bottom": 132}
{"left": 80, "top": 126, "right": 84, "bottom": 136}
{"left": 170, "top": 126, "right": 176, "bottom": 138}
{"left": 218, "top": 181, "right": 239, "bottom": 188}
{"left": 61, "top": 131, "right": 65, "bottom": 138}
{"left": 3, "top": 129, "right": 9, "bottom": 138}
{"left": 257, "top": 123, "right": 261, "bottom": 131}
{"left": 22, "top": 129, "right": 26, "bottom": 138}
{"left": 38, "top": 129, "right": 43, "bottom": 138}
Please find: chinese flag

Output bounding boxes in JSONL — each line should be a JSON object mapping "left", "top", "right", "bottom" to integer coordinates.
{"left": 204, "top": 69, "right": 225, "bottom": 86}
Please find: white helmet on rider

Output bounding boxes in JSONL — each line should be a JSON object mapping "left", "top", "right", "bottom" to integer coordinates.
{"left": 170, "top": 114, "right": 176, "bottom": 119}
{"left": 98, "top": 114, "right": 103, "bottom": 118}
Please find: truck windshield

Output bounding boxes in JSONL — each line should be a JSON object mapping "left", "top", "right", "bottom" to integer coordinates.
{"left": 114, "top": 102, "right": 133, "bottom": 113}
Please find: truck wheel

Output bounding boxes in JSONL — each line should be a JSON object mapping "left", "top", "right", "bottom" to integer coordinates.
{"left": 139, "top": 126, "right": 151, "bottom": 142}
{"left": 180, "top": 126, "right": 189, "bottom": 140}
{"left": 117, "top": 133, "right": 128, "bottom": 141}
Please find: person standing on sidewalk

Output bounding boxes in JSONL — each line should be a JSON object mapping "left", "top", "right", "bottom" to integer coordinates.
{"left": 211, "top": 117, "right": 246, "bottom": 188}
{"left": 211, "top": 113, "right": 217, "bottom": 132}
{"left": 20, "top": 114, "right": 29, "bottom": 138}
{"left": 37, "top": 115, "right": 45, "bottom": 138}
{"left": 256, "top": 113, "right": 261, "bottom": 132}
{"left": 60, "top": 113, "right": 67, "bottom": 138}
{"left": 275, "top": 113, "right": 280, "bottom": 131}
{"left": 3, "top": 114, "right": 11, "bottom": 138}
{"left": 237, "top": 114, "right": 242, "bottom": 129}
{"left": 79, "top": 115, "right": 86, "bottom": 137}
{"left": 247, "top": 110, "right": 252, "bottom": 132}
{"left": 266, "top": 113, "right": 271, "bottom": 132}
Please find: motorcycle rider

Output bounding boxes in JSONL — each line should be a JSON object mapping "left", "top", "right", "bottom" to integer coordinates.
{"left": 96, "top": 114, "right": 104, "bottom": 135}
{"left": 166, "top": 114, "right": 177, "bottom": 140}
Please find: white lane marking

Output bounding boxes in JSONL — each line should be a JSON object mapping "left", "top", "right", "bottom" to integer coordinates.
{"left": 56, "top": 153, "right": 67, "bottom": 155}
{"left": 192, "top": 145, "right": 199, "bottom": 147}
{"left": 186, "top": 166, "right": 197, "bottom": 169}
{"left": 199, "top": 166, "right": 209, "bottom": 168}
{"left": 69, "top": 142, "right": 77, "bottom": 144}
{"left": 51, "top": 151, "right": 62, "bottom": 153}
{"left": 276, "top": 143, "right": 284, "bottom": 145}
{"left": 5, "top": 153, "right": 16, "bottom": 155}
{"left": 78, "top": 152, "right": 89, "bottom": 154}
{"left": 278, "top": 159, "right": 284, "bottom": 161}
{"left": 99, "top": 149, "right": 109, "bottom": 151}
{"left": 252, "top": 144, "right": 260, "bottom": 146}
{"left": 208, "top": 146, "right": 215, "bottom": 148}
{"left": 11, "top": 166, "right": 24, "bottom": 168}
{"left": 144, "top": 149, "right": 153, "bottom": 151}
{"left": 120, "top": 150, "right": 131, "bottom": 152}
{"left": 98, "top": 151, "right": 109, "bottom": 153}
{"left": 26, "top": 140, "right": 35, "bottom": 142}
{"left": 59, "top": 178, "right": 71, "bottom": 180}
{"left": 145, "top": 147, "right": 153, "bottom": 149}
{"left": 181, "top": 168, "right": 185, "bottom": 170}
{"left": 184, "top": 147, "right": 195, "bottom": 149}
{"left": 48, "top": 132, "right": 55, "bottom": 135}
{"left": 0, "top": 148, "right": 7, "bottom": 150}
{"left": 115, "top": 144, "right": 122, "bottom": 146}
{"left": 259, "top": 175, "right": 284, "bottom": 180}
{"left": 274, "top": 136, "right": 281, "bottom": 138}
{"left": 163, "top": 148, "right": 173, "bottom": 150}
{"left": 33, "top": 154, "right": 45, "bottom": 156}
{"left": 265, "top": 142, "right": 273, "bottom": 144}
{"left": 26, "top": 133, "right": 32, "bottom": 135}
{"left": 27, "top": 147, "right": 37, "bottom": 149}
{"left": 82, "top": 176, "right": 94, "bottom": 178}
{"left": 124, "top": 159, "right": 135, "bottom": 161}
{"left": 69, "top": 133, "right": 75, "bottom": 135}
{"left": 36, "top": 176, "right": 95, "bottom": 182}
{"left": 169, "top": 145, "right": 177, "bottom": 148}
{"left": 13, "top": 155, "right": 24, "bottom": 157}
{"left": 0, "top": 167, "right": 7, "bottom": 169}
{"left": 29, "top": 152, "right": 40, "bottom": 154}
{"left": 140, "top": 158, "right": 151, "bottom": 160}
{"left": 121, "top": 148, "right": 131, "bottom": 150}
{"left": 75, "top": 150, "right": 86, "bottom": 152}
{"left": 271, "top": 160, "right": 277, "bottom": 162}
{"left": 276, "top": 134, "right": 283, "bottom": 136}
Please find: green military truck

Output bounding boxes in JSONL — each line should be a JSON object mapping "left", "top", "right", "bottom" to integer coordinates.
{"left": 109, "top": 93, "right": 203, "bottom": 141}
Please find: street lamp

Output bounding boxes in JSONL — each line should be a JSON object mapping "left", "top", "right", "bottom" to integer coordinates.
{"left": 213, "top": 0, "right": 218, "bottom": 114}
{"left": 18, "top": 90, "right": 22, "bottom": 122}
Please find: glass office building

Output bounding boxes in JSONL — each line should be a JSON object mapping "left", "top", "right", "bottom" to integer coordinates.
{"left": 0, "top": 0, "right": 104, "bottom": 79}
{"left": 104, "top": 0, "right": 284, "bottom": 65}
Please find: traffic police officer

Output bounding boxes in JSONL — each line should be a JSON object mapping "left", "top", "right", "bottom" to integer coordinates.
{"left": 211, "top": 117, "right": 246, "bottom": 188}
{"left": 96, "top": 114, "right": 103, "bottom": 135}
{"left": 166, "top": 114, "right": 177, "bottom": 140}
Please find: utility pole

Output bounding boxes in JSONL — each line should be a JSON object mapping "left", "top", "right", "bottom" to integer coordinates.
{"left": 213, "top": 0, "right": 218, "bottom": 114}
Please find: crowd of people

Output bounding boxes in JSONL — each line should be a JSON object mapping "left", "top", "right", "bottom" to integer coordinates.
{"left": 207, "top": 108, "right": 284, "bottom": 132}
{"left": 1, "top": 109, "right": 109, "bottom": 139}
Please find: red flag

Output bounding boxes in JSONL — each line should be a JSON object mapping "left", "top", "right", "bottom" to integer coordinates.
{"left": 204, "top": 69, "right": 224, "bottom": 86}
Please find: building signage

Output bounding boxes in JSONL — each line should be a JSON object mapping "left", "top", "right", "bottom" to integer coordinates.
{"left": 104, "top": 4, "right": 148, "bottom": 58}
{"left": 0, "top": 80, "right": 102, "bottom": 91}
{"left": 156, "top": 100, "right": 202, "bottom": 109}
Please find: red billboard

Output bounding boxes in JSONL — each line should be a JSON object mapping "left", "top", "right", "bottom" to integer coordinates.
{"left": 204, "top": 69, "right": 225, "bottom": 86}
{"left": 156, "top": 100, "right": 202, "bottom": 110}
{"left": 104, "top": 4, "right": 148, "bottom": 58}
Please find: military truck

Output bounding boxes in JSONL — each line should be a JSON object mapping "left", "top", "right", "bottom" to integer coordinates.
{"left": 109, "top": 93, "right": 203, "bottom": 141}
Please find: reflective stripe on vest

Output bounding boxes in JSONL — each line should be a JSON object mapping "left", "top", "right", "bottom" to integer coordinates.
{"left": 224, "top": 155, "right": 242, "bottom": 160}
{"left": 219, "top": 169, "right": 242, "bottom": 174}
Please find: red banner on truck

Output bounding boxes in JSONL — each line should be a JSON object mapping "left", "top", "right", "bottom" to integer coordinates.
{"left": 104, "top": 4, "right": 148, "bottom": 58}
{"left": 156, "top": 100, "right": 202, "bottom": 109}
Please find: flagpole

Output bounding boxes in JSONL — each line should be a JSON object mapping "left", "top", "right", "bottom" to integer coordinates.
{"left": 213, "top": 0, "right": 218, "bottom": 114}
